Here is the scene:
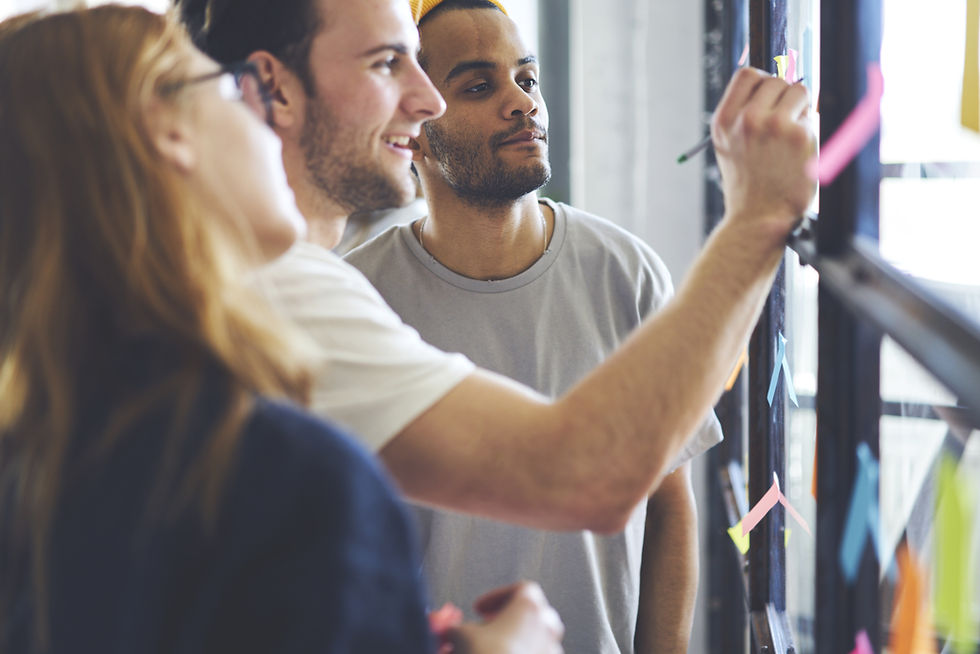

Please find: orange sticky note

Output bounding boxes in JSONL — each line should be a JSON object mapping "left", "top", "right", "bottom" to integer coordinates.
{"left": 889, "top": 545, "right": 937, "bottom": 654}
{"left": 725, "top": 348, "right": 748, "bottom": 391}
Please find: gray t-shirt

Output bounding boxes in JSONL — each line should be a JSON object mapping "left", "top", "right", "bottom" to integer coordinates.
{"left": 345, "top": 198, "right": 722, "bottom": 654}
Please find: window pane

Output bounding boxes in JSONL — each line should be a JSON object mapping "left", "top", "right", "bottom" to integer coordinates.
{"left": 880, "top": 336, "right": 980, "bottom": 651}
{"left": 881, "top": 0, "right": 980, "bottom": 163}
{"left": 785, "top": 251, "right": 818, "bottom": 653}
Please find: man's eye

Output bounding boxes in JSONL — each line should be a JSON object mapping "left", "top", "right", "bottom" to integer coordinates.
{"left": 465, "top": 82, "right": 490, "bottom": 93}
{"left": 520, "top": 77, "right": 538, "bottom": 90}
{"left": 374, "top": 56, "right": 400, "bottom": 71}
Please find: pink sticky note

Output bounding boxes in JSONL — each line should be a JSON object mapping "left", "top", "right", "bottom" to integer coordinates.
{"left": 787, "top": 48, "right": 799, "bottom": 83}
{"left": 807, "top": 63, "right": 884, "bottom": 185}
{"left": 778, "top": 493, "right": 812, "bottom": 536}
{"left": 741, "top": 475, "right": 782, "bottom": 536}
{"left": 738, "top": 43, "right": 749, "bottom": 67}
{"left": 850, "top": 629, "right": 874, "bottom": 654}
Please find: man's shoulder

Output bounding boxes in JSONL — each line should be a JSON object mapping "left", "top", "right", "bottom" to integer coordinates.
{"left": 551, "top": 201, "right": 670, "bottom": 277}
{"left": 343, "top": 223, "right": 412, "bottom": 271}
{"left": 555, "top": 201, "right": 649, "bottom": 248}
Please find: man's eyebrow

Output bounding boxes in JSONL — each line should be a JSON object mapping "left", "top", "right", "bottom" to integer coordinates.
{"left": 359, "top": 43, "right": 411, "bottom": 57}
{"left": 445, "top": 60, "right": 495, "bottom": 84}
{"left": 445, "top": 55, "right": 539, "bottom": 84}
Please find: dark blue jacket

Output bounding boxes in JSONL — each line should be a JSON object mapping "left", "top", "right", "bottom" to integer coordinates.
{"left": 3, "top": 381, "right": 433, "bottom": 654}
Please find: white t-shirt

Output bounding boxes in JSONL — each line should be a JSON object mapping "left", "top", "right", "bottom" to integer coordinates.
{"left": 258, "top": 241, "right": 474, "bottom": 451}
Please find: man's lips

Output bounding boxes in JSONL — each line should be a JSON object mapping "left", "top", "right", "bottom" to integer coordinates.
{"left": 499, "top": 129, "right": 546, "bottom": 146}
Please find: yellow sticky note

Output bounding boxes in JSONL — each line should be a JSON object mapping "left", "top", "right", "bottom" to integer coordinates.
{"left": 727, "top": 521, "right": 790, "bottom": 555}
{"left": 964, "top": 0, "right": 979, "bottom": 132}
{"left": 774, "top": 55, "right": 788, "bottom": 80}
{"left": 728, "top": 521, "right": 750, "bottom": 555}
{"left": 933, "top": 456, "right": 977, "bottom": 654}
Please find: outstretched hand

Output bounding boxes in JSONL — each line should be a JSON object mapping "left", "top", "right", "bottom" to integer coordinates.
{"left": 711, "top": 67, "right": 817, "bottom": 235}
{"left": 445, "top": 581, "right": 564, "bottom": 654}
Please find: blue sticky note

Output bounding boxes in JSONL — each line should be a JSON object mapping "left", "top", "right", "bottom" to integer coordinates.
{"left": 839, "top": 443, "right": 892, "bottom": 584}
{"left": 767, "top": 333, "right": 799, "bottom": 407}
{"left": 767, "top": 334, "right": 786, "bottom": 406}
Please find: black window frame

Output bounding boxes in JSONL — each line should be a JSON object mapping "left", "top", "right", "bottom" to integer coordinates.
{"left": 705, "top": 1, "right": 980, "bottom": 653}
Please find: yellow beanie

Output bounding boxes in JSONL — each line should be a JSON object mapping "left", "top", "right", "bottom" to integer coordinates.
{"left": 410, "top": 0, "right": 508, "bottom": 25}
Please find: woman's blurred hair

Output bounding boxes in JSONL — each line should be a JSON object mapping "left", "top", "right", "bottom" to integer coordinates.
{"left": 0, "top": 7, "right": 310, "bottom": 647}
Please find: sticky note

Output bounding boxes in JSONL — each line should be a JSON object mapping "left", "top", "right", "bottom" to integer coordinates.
{"left": 740, "top": 472, "right": 811, "bottom": 538}
{"left": 738, "top": 43, "right": 749, "bottom": 67}
{"left": 839, "top": 443, "right": 891, "bottom": 584}
{"left": 890, "top": 546, "right": 937, "bottom": 654}
{"left": 773, "top": 50, "right": 799, "bottom": 82}
{"left": 728, "top": 521, "right": 751, "bottom": 555}
{"left": 850, "top": 630, "right": 874, "bottom": 654}
{"left": 725, "top": 348, "right": 748, "bottom": 391}
{"left": 811, "top": 437, "right": 818, "bottom": 500}
{"left": 807, "top": 63, "right": 884, "bottom": 185}
{"left": 933, "top": 456, "right": 977, "bottom": 654}
{"left": 741, "top": 473, "right": 782, "bottom": 536}
{"left": 728, "top": 521, "right": 791, "bottom": 555}
{"left": 963, "top": 0, "right": 979, "bottom": 132}
{"left": 767, "top": 333, "right": 799, "bottom": 407}
{"left": 774, "top": 55, "right": 788, "bottom": 81}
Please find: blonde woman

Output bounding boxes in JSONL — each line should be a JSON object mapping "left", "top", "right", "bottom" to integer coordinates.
{"left": 0, "top": 7, "right": 562, "bottom": 653}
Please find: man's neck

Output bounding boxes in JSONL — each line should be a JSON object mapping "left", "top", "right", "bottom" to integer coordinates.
{"left": 417, "top": 189, "right": 552, "bottom": 281}
{"left": 282, "top": 145, "right": 349, "bottom": 250}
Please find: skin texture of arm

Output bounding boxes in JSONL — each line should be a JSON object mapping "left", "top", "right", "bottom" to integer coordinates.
{"left": 633, "top": 463, "right": 699, "bottom": 654}
{"left": 380, "top": 68, "right": 814, "bottom": 533}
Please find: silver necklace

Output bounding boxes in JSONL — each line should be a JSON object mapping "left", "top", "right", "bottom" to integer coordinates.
{"left": 418, "top": 209, "right": 549, "bottom": 258}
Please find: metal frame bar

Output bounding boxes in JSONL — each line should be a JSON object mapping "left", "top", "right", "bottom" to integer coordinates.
{"left": 747, "top": 3, "right": 794, "bottom": 652}
{"left": 705, "top": 0, "right": 750, "bottom": 649}
{"left": 812, "top": 2, "right": 884, "bottom": 652}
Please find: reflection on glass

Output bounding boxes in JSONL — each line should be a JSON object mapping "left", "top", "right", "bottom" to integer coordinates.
{"left": 880, "top": 335, "right": 979, "bottom": 649}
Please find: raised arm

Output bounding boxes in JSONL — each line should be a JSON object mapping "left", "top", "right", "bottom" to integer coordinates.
{"left": 380, "top": 68, "right": 814, "bottom": 533}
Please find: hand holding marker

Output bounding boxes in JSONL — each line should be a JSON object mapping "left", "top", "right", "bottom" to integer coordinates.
{"left": 678, "top": 76, "right": 807, "bottom": 164}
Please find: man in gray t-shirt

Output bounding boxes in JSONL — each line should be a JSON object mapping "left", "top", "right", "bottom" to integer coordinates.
{"left": 345, "top": 2, "right": 722, "bottom": 652}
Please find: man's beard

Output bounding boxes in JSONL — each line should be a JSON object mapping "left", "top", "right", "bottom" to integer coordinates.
{"left": 300, "top": 100, "right": 412, "bottom": 213}
{"left": 423, "top": 119, "right": 552, "bottom": 208}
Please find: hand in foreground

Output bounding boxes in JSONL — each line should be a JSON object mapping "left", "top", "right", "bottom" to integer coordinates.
{"left": 711, "top": 67, "right": 817, "bottom": 234}
{"left": 444, "top": 581, "right": 564, "bottom": 654}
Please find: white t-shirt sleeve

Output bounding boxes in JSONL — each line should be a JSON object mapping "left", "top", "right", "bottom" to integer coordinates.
{"left": 258, "top": 242, "right": 475, "bottom": 452}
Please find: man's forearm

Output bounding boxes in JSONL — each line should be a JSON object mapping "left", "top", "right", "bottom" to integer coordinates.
{"left": 385, "top": 217, "right": 789, "bottom": 533}
{"left": 634, "top": 464, "right": 699, "bottom": 654}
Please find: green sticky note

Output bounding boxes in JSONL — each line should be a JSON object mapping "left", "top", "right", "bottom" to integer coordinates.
{"left": 933, "top": 456, "right": 977, "bottom": 654}
{"left": 728, "top": 521, "right": 750, "bottom": 555}
{"left": 727, "top": 521, "right": 791, "bottom": 555}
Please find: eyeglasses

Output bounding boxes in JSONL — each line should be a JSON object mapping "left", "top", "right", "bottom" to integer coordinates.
{"left": 166, "top": 61, "right": 274, "bottom": 126}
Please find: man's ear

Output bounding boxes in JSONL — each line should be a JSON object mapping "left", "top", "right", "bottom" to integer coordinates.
{"left": 247, "top": 50, "right": 302, "bottom": 131}
{"left": 145, "top": 99, "right": 196, "bottom": 173}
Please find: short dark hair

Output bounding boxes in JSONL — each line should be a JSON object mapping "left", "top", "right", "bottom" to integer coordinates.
{"left": 174, "top": 0, "right": 321, "bottom": 95}
{"left": 417, "top": 0, "right": 503, "bottom": 71}
{"left": 418, "top": 0, "right": 503, "bottom": 28}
